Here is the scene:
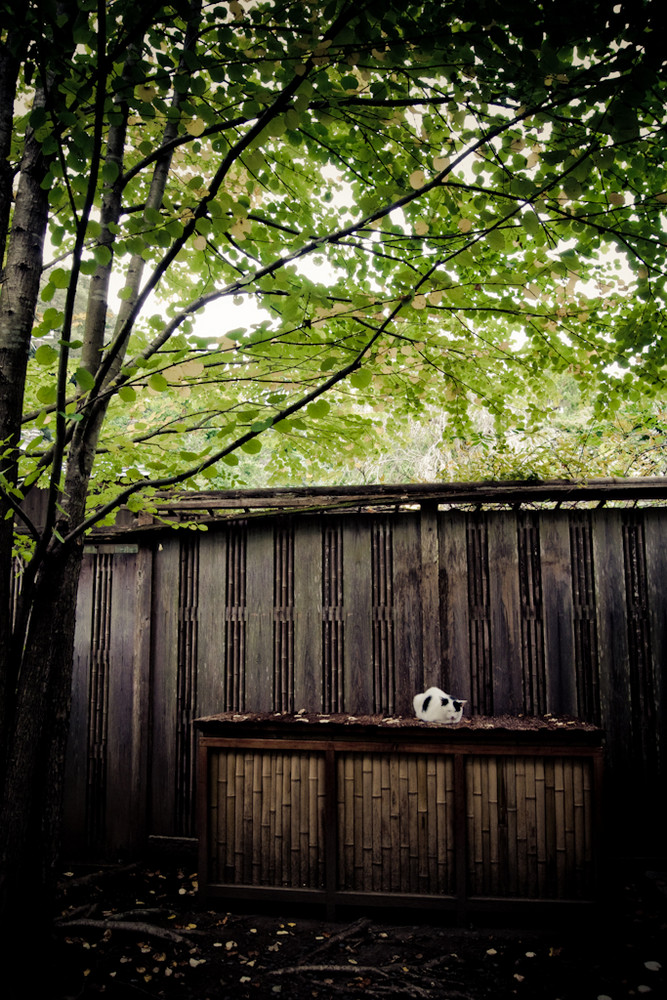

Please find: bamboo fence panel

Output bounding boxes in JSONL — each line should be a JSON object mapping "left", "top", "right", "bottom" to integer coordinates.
{"left": 465, "top": 755, "right": 596, "bottom": 900}
{"left": 335, "top": 752, "right": 455, "bottom": 895}
{"left": 207, "top": 749, "right": 326, "bottom": 888}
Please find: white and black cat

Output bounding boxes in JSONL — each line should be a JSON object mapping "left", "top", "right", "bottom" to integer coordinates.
{"left": 413, "top": 687, "right": 466, "bottom": 724}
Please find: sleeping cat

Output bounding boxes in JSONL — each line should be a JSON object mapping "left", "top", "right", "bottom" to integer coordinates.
{"left": 413, "top": 687, "right": 466, "bottom": 724}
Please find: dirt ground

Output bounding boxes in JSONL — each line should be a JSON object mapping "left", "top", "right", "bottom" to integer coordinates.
{"left": 53, "top": 863, "right": 666, "bottom": 1000}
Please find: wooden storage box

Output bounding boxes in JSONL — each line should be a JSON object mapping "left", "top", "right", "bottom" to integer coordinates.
{"left": 195, "top": 714, "right": 604, "bottom": 920}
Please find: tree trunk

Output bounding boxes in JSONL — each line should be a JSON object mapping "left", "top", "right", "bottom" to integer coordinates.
{"left": 0, "top": 538, "right": 84, "bottom": 986}
{"left": 0, "top": 88, "right": 50, "bottom": 772}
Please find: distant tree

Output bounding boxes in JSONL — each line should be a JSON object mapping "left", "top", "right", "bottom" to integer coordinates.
{"left": 1, "top": 0, "right": 665, "bottom": 976}
{"left": 344, "top": 376, "right": 667, "bottom": 485}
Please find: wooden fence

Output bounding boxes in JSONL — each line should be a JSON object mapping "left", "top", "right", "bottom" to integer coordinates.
{"left": 61, "top": 490, "right": 667, "bottom": 866}
{"left": 196, "top": 716, "right": 604, "bottom": 919}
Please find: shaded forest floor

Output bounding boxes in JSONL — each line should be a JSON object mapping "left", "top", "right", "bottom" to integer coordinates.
{"left": 52, "top": 863, "right": 666, "bottom": 1000}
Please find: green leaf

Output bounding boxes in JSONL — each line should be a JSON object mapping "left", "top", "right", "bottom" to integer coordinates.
{"left": 74, "top": 367, "right": 95, "bottom": 391}
{"left": 36, "top": 384, "right": 57, "bottom": 405}
{"left": 148, "top": 373, "right": 169, "bottom": 392}
{"left": 49, "top": 268, "right": 70, "bottom": 289}
{"left": 34, "top": 345, "right": 59, "bottom": 366}
{"left": 486, "top": 229, "right": 506, "bottom": 252}
{"left": 42, "top": 308, "right": 64, "bottom": 330}
{"left": 117, "top": 385, "right": 137, "bottom": 402}
{"left": 350, "top": 369, "right": 372, "bottom": 389}
{"left": 307, "top": 399, "right": 331, "bottom": 418}
{"left": 102, "top": 161, "right": 120, "bottom": 184}
{"left": 93, "top": 244, "right": 113, "bottom": 266}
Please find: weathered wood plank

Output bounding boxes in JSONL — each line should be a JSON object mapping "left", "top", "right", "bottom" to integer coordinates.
{"left": 592, "top": 511, "right": 632, "bottom": 851}
{"left": 245, "top": 526, "right": 275, "bottom": 712}
{"left": 106, "top": 552, "right": 142, "bottom": 854}
{"left": 488, "top": 514, "right": 523, "bottom": 714}
{"left": 150, "top": 538, "right": 181, "bottom": 835}
{"left": 636, "top": 510, "right": 667, "bottom": 856}
{"left": 439, "top": 512, "right": 471, "bottom": 703}
{"left": 63, "top": 553, "right": 95, "bottom": 856}
{"left": 294, "top": 521, "right": 323, "bottom": 711}
{"left": 539, "top": 513, "right": 576, "bottom": 715}
{"left": 420, "top": 507, "right": 441, "bottom": 684}
{"left": 343, "top": 520, "right": 373, "bottom": 713}
{"left": 644, "top": 511, "right": 666, "bottom": 767}
{"left": 197, "top": 531, "right": 228, "bottom": 715}
{"left": 393, "top": 516, "right": 423, "bottom": 716}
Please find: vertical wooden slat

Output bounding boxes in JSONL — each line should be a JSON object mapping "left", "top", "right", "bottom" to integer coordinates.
{"left": 371, "top": 518, "right": 396, "bottom": 714}
{"left": 198, "top": 531, "right": 228, "bottom": 714}
{"left": 324, "top": 747, "right": 337, "bottom": 916}
{"left": 63, "top": 553, "right": 95, "bottom": 856}
{"left": 622, "top": 515, "right": 656, "bottom": 783}
{"left": 151, "top": 538, "right": 181, "bottom": 835}
{"left": 252, "top": 754, "right": 262, "bottom": 884}
{"left": 592, "top": 512, "right": 632, "bottom": 855}
{"left": 175, "top": 536, "right": 199, "bottom": 837}
{"left": 225, "top": 524, "right": 247, "bottom": 711}
{"left": 343, "top": 520, "right": 373, "bottom": 713}
{"left": 260, "top": 752, "right": 272, "bottom": 884}
{"left": 274, "top": 523, "right": 295, "bottom": 713}
{"left": 107, "top": 551, "right": 144, "bottom": 853}
{"left": 488, "top": 514, "right": 523, "bottom": 714}
{"left": 454, "top": 752, "right": 468, "bottom": 920}
{"left": 570, "top": 514, "right": 600, "bottom": 723}
{"left": 372, "top": 754, "right": 383, "bottom": 891}
{"left": 86, "top": 551, "right": 112, "bottom": 849}
{"left": 535, "top": 757, "right": 547, "bottom": 897}
{"left": 420, "top": 505, "right": 441, "bottom": 686}
{"left": 204, "top": 745, "right": 217, "bottom": 885}
{"left": 439, "top": 512, "right": 471, "bottom": 704}
{"left": 643, "top": 510, "right": 667, "bottom": 855}
{"left": 294, "top": 521, "right": 323, "bottom": 711}
{"left": 540, "top": 513, "right": 576, "bottom": 715}
{"left": 322, "top": 522, "right": 344, "bottom": 712}
{"left": 380, "top": 756, "right": 391, "bottom": 891}
{"left": 393, "top": 516, "right": 422, "bottom": 715}
{"left": 466, "top": 513, "right": 494, "bottom": 713}
{"left": 518, "top": 514, "right": 546, "bottom": 715}
{"left": 245, "top": 526, "right": 275, "bottom": 712}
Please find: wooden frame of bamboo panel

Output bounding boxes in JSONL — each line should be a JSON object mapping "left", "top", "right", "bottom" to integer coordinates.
{"left": 196, "top": 716, "right": 604, "bottom": 921}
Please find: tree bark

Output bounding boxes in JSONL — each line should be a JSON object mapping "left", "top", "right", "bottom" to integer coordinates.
{"left": 0, "top": 90, "right": 50, "bottom": 775}
{"left": 0, "top": 538, "right": 84, "bottom": 985}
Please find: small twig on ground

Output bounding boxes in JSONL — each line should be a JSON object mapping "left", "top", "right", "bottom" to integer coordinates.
{"left": 269, "top": 963, "right": 392, "bottom": 977}
{"left": 59, "top": 902, "right": 100, "bottom": 921}
{"left": 303, "top": 916, "right": 372, "bottom": 962}
{"left": 267, "top": 965, "right": 447, "bottom": 999}
{"left": 58, "top": 863, "right": 142, "bottom": 888}
{"left": 107, "top": 908, "right": 167, "bottom": 921}
{"left": 54, "top": 918, "right": 192, "bottom": 944}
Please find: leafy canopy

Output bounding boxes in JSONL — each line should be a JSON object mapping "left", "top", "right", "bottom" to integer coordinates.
{"left": 2, "top": 0, "right": 666, "bottom": 538}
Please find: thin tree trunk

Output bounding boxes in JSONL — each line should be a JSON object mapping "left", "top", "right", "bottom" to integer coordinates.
{"left": 0, "top": 538, "right": 84, "bottom": 986}
{"left": 0, "top": 89, "right": 50, "bottom": 773}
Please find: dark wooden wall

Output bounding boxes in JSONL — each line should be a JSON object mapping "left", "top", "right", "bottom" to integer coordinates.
{"left": 62, "top": 506, "right": 667, "bottom": 863}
